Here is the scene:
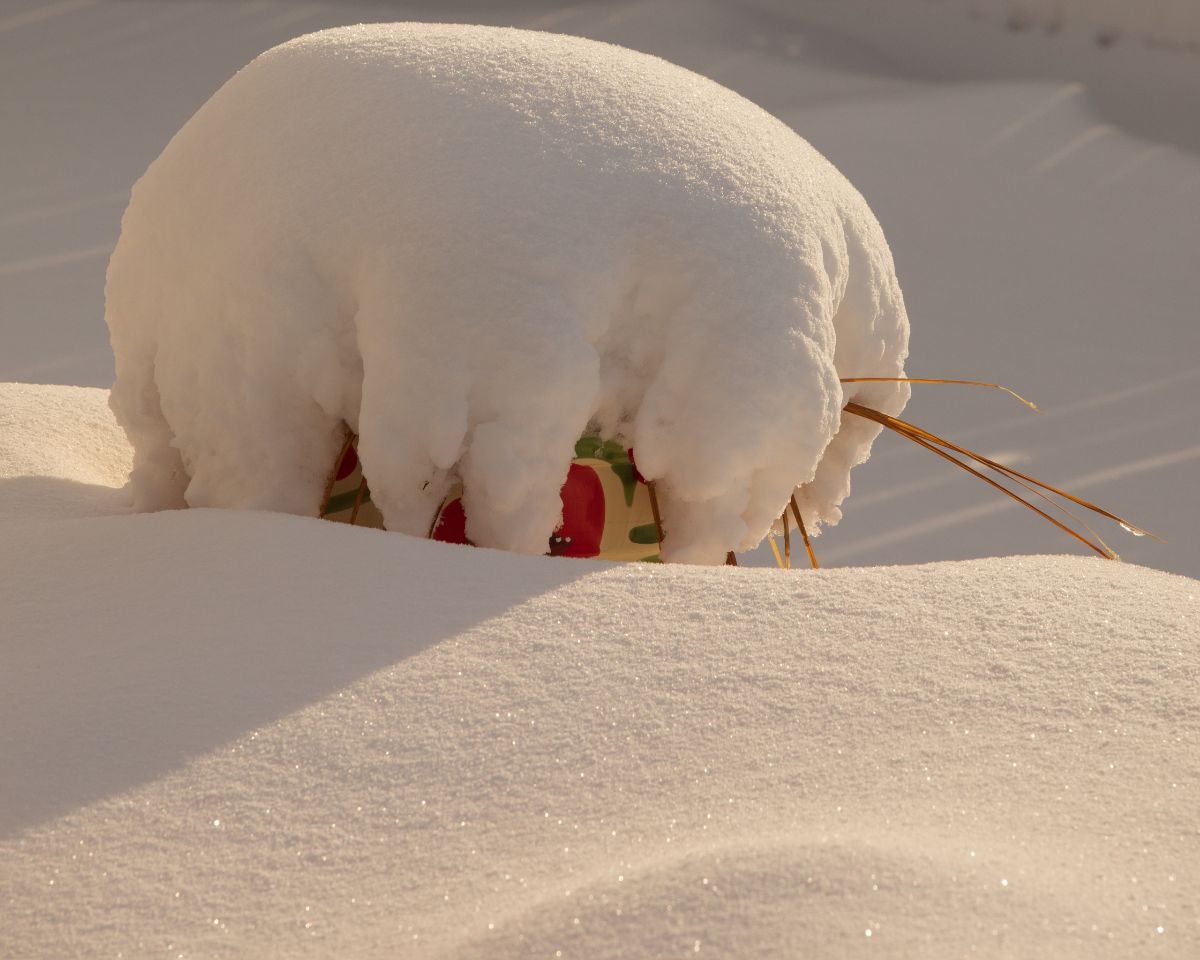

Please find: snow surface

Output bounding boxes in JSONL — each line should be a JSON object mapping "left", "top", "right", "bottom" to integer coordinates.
{"left": 911, "top": 0, "right": 1200, "bottom": 51}
{"left": 2, "top": 383, "right": 1198, "bottom": 958}
{"left": 3, "top": 2, "right": 1200, "bottom": 954}
{"left": 0, "top": 381, "right": 131, "bottom": 521}
{"left": 105, "top": 22, "right": 908, "bottom": 564}
{"left": 3, "top": 0, "right": 1197, "bottom": 577}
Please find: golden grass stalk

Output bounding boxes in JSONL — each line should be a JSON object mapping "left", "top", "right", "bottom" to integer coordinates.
{"left": 844, "top": 399, "right": 1160, "bottom": 541}
{"left": 971, "top": 464, "right": 1119, "bottom": 558}
{"left": 842, "top": 399, "right": 1158, "bottom": 559}
{"left": 845, "top": 402, "right": 1111, "bottom": 558}
{"left": 646, "top": 480, "right": 666, "bottom": 547}
{"left": 839, "top": 387, "right": 1118, "bottom": 553}
{"left": 790, "top": 494, "right": 820, "bottom": 569}
{"left": 767, "top": 533, "right": 785, "bottom": 568}
{"left": 782, "top": 504, "right": 792, "bottom": 568}
{"left": 839, "top": 377, "right": 1040, "bottom": 412}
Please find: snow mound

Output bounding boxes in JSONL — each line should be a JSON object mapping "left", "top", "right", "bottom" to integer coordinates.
{"left": 2, "top": 383, "right": 1196, "bottom": 956}
{"left": 935, "top": 0, "right": 1200, "bottom": 50}
{"left": 2, "top": 504, "right": 1196, "bottom": 958}
{"left": 449, "top": 838, "right": 1078, "bottom": 958}
{"left": 0, "top": 382, "right": 131, "bottom": 521}
{"left": 105, "top": 22, "right": 908, "bottom": 565}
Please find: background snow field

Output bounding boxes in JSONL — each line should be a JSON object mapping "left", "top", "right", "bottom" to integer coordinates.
{"left": 2, "top": 0, "right": 1198, "bottom": 575}
{"left": 2, "top": 1, "right": 1200, "bottom": 957}
{"left": 106, "top": 22, "right": 909, "bottom": 565}
{"left": 1, "top": 385, "right": 1197, "bottom": 958}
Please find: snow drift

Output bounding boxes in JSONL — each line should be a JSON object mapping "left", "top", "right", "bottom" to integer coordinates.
{"left": 105, "top": 22, "right": 909, "bottom": 564}
{"left": 924, "top": 0, "right": 1200, "bottom": 50}
{"left": 2, "top": 383, "right": 1197, "bottom": 958}
{"left": 0, "top": 382, "right": 132, "bottom": 521}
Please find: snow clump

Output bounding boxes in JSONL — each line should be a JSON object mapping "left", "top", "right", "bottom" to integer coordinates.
{"left": 105, "top": 22, "right": 909, "bottom": 563}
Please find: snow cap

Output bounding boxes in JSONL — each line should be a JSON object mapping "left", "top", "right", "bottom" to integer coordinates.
{"left": 106, "top": 22, "right": 909, "bottom": 563}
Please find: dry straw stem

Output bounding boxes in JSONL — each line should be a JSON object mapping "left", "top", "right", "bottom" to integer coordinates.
{"left": 842, "top": 391, "right": 1160, "bottom": 559}
{"left": 767, "top": 533, "right": 784, "bottom": 567}
{"left": 782, "top": 505, "right": 792, "bottom": 568}
{"left": 647, "top": 480, "right": 666, "bottom": 547}
{"left": 789, "top": 494, "right": 819, "bottom": 569}
{"left": 839, "top": 377, "right": 1040, "bottom": 412}
{"left": 845, "top": 401, "right": 1111, "bottom": 558}
{"left": 841, "top": 380, "right": 1122, "bottom": 552}
{"left": 841, "top": 387, "right": 1160, "bottom": 541}
{"left": 767, "top": 495, "right": 818, "bottom": 571}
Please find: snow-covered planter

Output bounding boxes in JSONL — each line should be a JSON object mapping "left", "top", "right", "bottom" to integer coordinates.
{"left": 105, "top": 23, "right": 909, "bottom": 564}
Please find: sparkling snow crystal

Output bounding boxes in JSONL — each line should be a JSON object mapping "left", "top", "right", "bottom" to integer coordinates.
{"left": 106, "top": 23, "right": 909, "bottom": 563}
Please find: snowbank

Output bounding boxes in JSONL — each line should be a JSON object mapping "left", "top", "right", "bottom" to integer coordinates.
{"left": 9, "top": 0, "right": 1197, "bottom": 575}
{"left": 105, "top": 22, "right": 909, "bottom": 565}
{"left": 937, "top": 0, "right": 1200, "bottom": 51}
{"left": 2, "top": 381, "right": 1198, "bottom": 958}
{"left": 0, "top": 382, "right": 131, "bottom": 521}
{"left": 3, "top": 517, "right": 1197, "bottom": 956}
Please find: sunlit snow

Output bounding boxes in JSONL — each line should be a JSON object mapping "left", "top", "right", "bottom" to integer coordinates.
{"left": 106, "top": 23, "right": 908, "bottom": 563}
{"left": 2, "top": 2, "right": 1199, "bottom": 957}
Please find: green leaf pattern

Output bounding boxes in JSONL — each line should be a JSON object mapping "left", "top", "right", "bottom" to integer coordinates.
{"left": 575, "top": 435, "right": 639, "bottom": 507}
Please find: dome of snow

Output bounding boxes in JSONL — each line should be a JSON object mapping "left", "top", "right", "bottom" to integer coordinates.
{"left": 105, "top": 22, "right": 909, "bottom": 564}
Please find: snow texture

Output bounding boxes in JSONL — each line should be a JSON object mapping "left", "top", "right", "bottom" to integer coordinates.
{"left": 105, "top": 22, "right": 909, "bottom": 564}
{"left": 0, "top": 382, "right": 132, "bottom": 521}
{"left": 2, "top": 384, "right": 1198, "bottom": 959}
{"left": 929, "top": 0, "right": 1200, "bottom": 49}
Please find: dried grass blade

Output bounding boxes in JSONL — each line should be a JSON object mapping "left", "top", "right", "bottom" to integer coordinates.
{"left": 647, "top": 480, "right": 665, "bottom": 547}
{"left": 789, "top": 494, "right": 820, "bottom": 569}
{"left": 840, "top": 377, "right": 1039, "bottom": 412}
{"left": 851, "top": 407, "right": 1118, "bottom": 556}
{"left": 782, "top": 506, "right": 792, "bottom": 569}
{"left": 767, "top": 533, "right": 785, "bottom": 568}
{"left": 843, "top": 402, "right": 1114, "bottom": 559}
{"left": 844, "top": 401, "right": 1162, "bottom": 542}
{"left": 983, "top": 469, "right": 1119, "bottom": 559}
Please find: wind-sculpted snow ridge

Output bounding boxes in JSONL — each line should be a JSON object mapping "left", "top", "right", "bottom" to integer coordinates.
{"left": 105, "top": 23, "right": 909, "bottom": 564}
{"left": 0, "top": 383, "right": 132, "bottom": 521}
{"left": 928, "top": 0, "right": 1200, "bottom": 50}
{"left": 2, "top": 384, "right": 1197, "bottom": 957}
{"left": 1, "top": 496, "right": 1196, "bottom": 957}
